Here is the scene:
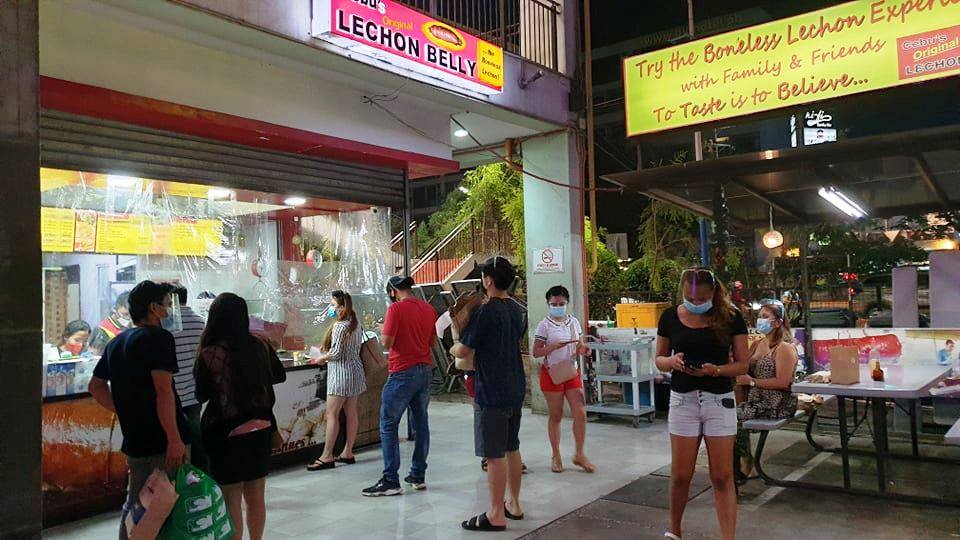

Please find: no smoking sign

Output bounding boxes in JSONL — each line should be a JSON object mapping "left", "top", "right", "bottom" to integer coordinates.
{"left": 534, "top": 247, "right": 563, "bottom": 274}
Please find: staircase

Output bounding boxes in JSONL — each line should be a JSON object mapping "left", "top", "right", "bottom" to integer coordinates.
{"left": 392, "top": 216, "right": 512, "bottom": 287}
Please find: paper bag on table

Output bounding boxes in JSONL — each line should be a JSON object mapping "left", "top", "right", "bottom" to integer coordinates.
{"left": 829, "top": 346, "right": 860, "bottom": 385}
{"left": 124, "top": 469, "right": 179, "bottom": 540}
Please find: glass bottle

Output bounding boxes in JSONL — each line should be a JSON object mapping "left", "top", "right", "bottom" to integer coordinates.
{"left": 870, "top": 348, "right": 884, "bottom": 382}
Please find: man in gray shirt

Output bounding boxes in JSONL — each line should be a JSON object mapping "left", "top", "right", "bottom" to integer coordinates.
{"left": 172, "top": 286, "right": 207, "bottom": 470}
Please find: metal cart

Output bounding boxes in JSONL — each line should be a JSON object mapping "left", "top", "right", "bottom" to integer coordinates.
{"left": 583, "top": 337, "right": 657, "bottom": 427}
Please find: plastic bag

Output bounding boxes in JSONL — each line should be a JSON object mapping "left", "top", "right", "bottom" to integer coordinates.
{"left": 159, "top": 464, "right": 234, "bottom": 540}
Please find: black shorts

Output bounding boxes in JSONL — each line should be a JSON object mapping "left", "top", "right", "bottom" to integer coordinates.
{"left": 207, "top": 429, "right": 272, "bottom": 485}
{"left": 475, "top": 406, "right": 522, "bottom": 459}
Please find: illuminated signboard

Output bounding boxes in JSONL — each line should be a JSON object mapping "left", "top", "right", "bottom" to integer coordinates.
{"left": 623, "top": 1, "right": 960, "bottom": 136}
{"left": 312, "top": 0, "right": 504, "bottom": 94}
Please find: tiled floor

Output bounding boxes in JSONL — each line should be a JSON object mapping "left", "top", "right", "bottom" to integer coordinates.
{"left": 44, "top": 402, "right": 672, "bottom": 539}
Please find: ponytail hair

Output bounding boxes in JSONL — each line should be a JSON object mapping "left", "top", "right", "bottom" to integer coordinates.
{"left": 322, "top": 290, "right": 359, "bottom": 351}
{"left": 679, "top": 268, "right": 737, "bottom": 344}
{"left": 760, "top": 301, "right": 792, "bottom": 344}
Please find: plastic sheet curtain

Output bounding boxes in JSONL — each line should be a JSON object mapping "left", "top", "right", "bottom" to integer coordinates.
{"left": 40, "top": 168, "right": 392, "bottom": 352}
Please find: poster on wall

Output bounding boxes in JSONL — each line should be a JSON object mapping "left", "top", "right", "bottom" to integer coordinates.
{"left": 622, "top": 2, "right": 960, "bottom": 135}
{"left": 272, "top": 368, "right": 326, "bottom": 455}
{"left": 811, "top": 328, "right": 960, "bottom": 371}
{"left": 311, "top": 0, "right": 504, "bottom": 95}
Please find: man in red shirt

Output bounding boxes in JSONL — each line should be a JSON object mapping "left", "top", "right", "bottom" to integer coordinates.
{"left": 362, "top": 276, "right": 438, "bottom": 497}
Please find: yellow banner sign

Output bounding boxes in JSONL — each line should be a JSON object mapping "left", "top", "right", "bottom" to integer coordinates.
{"left": 623, "top": 1, "right": 960, "bottom": 136}
{"left": 37, "top": 210, "right": 225, "bottom": 257}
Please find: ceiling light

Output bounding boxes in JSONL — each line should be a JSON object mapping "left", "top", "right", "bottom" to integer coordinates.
{"left": 458, "top": 186, "right": 470, "bottom": 194}
{"left": 454, "top": 128, "right": 469, "bottom": 138}
{"left": 762, "top": 206, "right": 784, "bottom": 249}
{"left": 107, "top": 175, "right": 138, "bottom": 189}
{"left": 818, "top": 186, "right": 867, "bottom": 219}
{"left": 207, "top": 188, "right": 234, "bottom": 200}
{"left": 284, "top": 196, "right": 307, "bottom": 206}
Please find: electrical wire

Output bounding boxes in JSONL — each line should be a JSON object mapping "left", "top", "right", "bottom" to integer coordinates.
{"left": 449, "top": 115, "right": 623, "bottom": 193}
{"left": 360, "top": 80, "right": 623, "bottom": 193}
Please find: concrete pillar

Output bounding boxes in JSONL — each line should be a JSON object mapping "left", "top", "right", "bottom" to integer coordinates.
{"left": 521, "top": 131, "right": 584, "bottom": 414}
{"left": 892, "top": 266, "right": 919, "bottom": 328}
{"left": 0, "top": 0, "right": 42, "bottom": 537}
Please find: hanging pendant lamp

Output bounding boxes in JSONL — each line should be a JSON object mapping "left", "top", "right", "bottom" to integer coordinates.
{"left": 762, "top": 206, "right": 784, "bottom": 249}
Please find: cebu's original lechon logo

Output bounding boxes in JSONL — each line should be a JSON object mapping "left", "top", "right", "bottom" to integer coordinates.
{"left": 422, "top": 21, "right": 466, "bottom": 51}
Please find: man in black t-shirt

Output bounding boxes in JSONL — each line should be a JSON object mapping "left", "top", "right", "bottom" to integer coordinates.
{"left": 89, "top": 280, "right": 190, "bottom": 540}
{"left": 452, "top": 257, "right": 527, "bottom": 532}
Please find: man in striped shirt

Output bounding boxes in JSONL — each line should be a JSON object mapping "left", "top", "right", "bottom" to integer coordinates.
{"left": 172, "top": 286, "right": 207, "bottom": 471}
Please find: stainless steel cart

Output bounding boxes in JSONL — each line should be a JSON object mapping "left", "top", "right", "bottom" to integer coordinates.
{"left": 583, "top": 337, "right": 657, "bottom": 427}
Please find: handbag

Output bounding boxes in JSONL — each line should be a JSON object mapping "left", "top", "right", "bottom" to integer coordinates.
{"left": 548, "top": 359, "right": 579, "bottom": 385}
{"left": 547, "top": 323, "right": 580, "bottom": 385}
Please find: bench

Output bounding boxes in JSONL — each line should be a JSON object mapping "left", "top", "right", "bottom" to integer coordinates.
{"left": 947, "top": 419, "right": 960, "bottom": 446}
{"left": 742, "top": 396, "right": 837, "bottom": 488}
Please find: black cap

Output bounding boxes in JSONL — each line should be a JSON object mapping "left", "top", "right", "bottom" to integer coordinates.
{"left": 387, "top": 275, "right": 415, "bottom": 292}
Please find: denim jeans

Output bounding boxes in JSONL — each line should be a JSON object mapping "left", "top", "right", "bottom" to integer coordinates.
{"left": 380, "top": 363, "right": 432, "bottom": 484}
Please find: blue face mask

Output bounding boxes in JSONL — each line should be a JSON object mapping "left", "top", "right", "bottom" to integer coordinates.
{"left": 326, "top": 305, "right": 337, "bottom": 319}
{"left": 548, "top": 305, "right": 567, "bottom": 318}
{"left": 756, "top": 318, "right": 775, "bottom": 335}
{"left": 683, "top": 298, "right": 713, "bottom": 315}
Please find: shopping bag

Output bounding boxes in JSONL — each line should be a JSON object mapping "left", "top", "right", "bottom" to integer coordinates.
{"left": 124, "top": 469, "right": 179, "bottom": 540}
{"left": 829, "top": 346, "right": 860, "bottom": 385}
{"left": 158, "top": 464, "right": 234, "bottom": 540}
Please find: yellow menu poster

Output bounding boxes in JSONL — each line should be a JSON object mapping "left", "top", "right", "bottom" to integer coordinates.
{"left": 171, "top": 219, "right": 223, "bottom": 257}
{"left": 40, "top": 207, "right": 76, "bottom": 252}
{"left": 95, "top": 213, "right": 153, "bottom": 254}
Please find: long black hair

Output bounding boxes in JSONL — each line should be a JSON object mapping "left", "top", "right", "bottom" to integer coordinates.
{"left": 198, "top": 293, "right": 272, "bottom": 416}
{"left": 200, "top": 292, "right": 252, "bottom": 349}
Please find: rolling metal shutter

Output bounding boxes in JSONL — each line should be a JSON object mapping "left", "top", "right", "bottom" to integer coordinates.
{"left": 40, "top": 110, "right": 405, "bottom": 207}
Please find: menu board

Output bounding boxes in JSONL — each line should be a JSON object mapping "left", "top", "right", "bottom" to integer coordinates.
{"left": 42, "top": 208, "right": 224, "bottom": 257}
{"left": 95, "top": 213, "right": 154, "bottom": 255}
{"left": 40, "top": 208, "right": 76, "bottom": 252}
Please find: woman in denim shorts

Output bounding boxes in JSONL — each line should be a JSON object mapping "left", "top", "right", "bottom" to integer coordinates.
{"left": 655, "top": 268, "right": 750, "bottom": 540}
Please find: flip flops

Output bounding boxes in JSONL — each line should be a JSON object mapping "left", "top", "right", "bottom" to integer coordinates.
{"left": 461, "top": 513, "right": 506, "bottom": 532}
{"left": 504, "top": 503, "right": 524, "bottom": 520}
{"left": 306, "top": 458, "right": 335, "bottom": 471}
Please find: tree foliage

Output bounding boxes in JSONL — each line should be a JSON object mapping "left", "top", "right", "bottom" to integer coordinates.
{"left": 633, "top": 201, "right": 699, "bottom": 296}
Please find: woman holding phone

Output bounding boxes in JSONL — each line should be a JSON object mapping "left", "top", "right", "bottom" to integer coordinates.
{"left": 655, "top": 269, "right": 749, "bottom": 540}
{"left": 532, "top": 285, "right": 595, "bottom": 474}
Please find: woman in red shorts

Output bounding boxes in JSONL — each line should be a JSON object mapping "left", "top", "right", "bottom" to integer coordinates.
{"left": 533, "top": 285, "right": 595, "bottom": 473}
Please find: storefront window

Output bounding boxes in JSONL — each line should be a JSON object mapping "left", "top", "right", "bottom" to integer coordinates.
{"left": 40, "top": 167, "right": 392, "bottom": 397}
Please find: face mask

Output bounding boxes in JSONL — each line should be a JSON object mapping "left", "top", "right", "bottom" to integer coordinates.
{"left": 160, "top": 310, "right": 176, "bottom": 331}
{"left": 64, "top": 341, "right": 84, "bottom": 356}
{"left": 548, "top": 305, "right": 567, "bottom": 318}
{"left": 756, "top": 318, "right": 775, "bottom": 335}
{"left": 327, "top": 305, "right": 337, "bottom": 319}
{"left": 683, "top": 298, "right": 713, "bottom": 315}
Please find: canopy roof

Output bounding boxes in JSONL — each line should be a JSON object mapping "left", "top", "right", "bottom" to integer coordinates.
{"left": 602, "top": 125, "right": 960, "bottom": 229}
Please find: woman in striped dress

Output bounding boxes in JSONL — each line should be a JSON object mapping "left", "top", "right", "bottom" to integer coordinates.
{"left": 307, "top": 290, "right": 367, "bottom": 471}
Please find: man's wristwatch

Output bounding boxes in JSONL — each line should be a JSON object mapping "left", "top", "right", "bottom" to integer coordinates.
{"left": 714, "top": 367, "right": 721, "bottom": 377}
{"left": 749, "top": 379, "right": 756, "bottom": 387}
